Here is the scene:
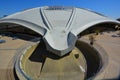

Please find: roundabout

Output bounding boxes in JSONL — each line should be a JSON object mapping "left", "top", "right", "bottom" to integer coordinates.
{"left": 17, "top": 41, "right": 87, "bottom": 80}
{"left": 15, "top": 40, "right": 104, "bottom": 80}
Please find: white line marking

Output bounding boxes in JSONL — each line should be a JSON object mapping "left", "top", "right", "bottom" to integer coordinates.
{"left": 79, "top": 65, "right": 85, "bottom": 72}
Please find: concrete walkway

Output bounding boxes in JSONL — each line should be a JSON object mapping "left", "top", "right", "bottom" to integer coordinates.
{"left": 81, "top": 31, "right": 120, "bottom": 80}
{"left": 0, "top": 36, "right": 35, "bottom": 80}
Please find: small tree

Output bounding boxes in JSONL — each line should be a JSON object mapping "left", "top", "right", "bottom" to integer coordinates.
{"left": 89, "top": 34, "right": 96, "bottom": 45}
{"left": 115, "top": 25, "right": 120, "bottom": 36}
{"left": 3, "top": 15, "right": 8, "bottom": 17}
{"left": 95, "top": 30, "right": 100, "bottom": 35}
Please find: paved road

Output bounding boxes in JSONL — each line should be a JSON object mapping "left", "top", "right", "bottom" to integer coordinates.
{"left": 81, "top": 31, "right": 120, "bottom": 80}
{"left": 0, "top": 36, "right": 35, "bottom": 80}
{"left": 23, "top": 43, "right": 86, "bottom": 80}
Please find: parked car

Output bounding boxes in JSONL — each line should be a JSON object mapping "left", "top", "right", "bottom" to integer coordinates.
{"left": 0, "top": 40, "right": 6, "bottom": 43}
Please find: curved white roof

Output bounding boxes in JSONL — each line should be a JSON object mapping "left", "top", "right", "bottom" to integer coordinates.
{"left": 0, "top": 6, "right": 120, "bottom": 56}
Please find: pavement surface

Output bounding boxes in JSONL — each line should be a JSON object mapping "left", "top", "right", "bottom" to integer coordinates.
{"left": 23, "top": 43, "right": 86, "bottom": 80}
{"left": 40, "top": 47, "right": 86, "bottom": 80}
{"left": 81, "top": 31, "right": 120, "bottom": 80}
{"left": 0, "top": 36, "right": 35, "bottom": 80}
{"left": 0, "top": 31, "right": 120, "bottom": 80}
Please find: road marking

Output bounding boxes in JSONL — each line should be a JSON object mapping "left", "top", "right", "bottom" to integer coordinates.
{"left": 79, "top": 65, "right": 85, "bottom": 72}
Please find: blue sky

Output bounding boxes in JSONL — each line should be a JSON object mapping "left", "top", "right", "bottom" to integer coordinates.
{"left": 0, "top": 0, "right": 120, "bottom": 19}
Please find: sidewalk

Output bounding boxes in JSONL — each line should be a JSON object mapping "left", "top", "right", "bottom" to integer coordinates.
{"left": 81, "top": 31, "right": 120, "bottom": 80}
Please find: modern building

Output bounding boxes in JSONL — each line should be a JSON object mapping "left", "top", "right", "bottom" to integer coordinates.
{"left": 0, "top": 6, "right": 120, "bottom": 56}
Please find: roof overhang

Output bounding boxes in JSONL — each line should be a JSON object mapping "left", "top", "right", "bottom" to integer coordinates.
{"left": 0, "top": 6, "right": 120, "bottom": 56}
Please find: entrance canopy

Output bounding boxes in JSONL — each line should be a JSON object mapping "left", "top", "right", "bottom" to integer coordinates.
{"left": 0, "top": 6, "right": 120, "bottom": 56}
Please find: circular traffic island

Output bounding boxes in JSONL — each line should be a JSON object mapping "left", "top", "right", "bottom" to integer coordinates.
{"left": 16, "top": 40, "right": 103, "bottom": 80}
{"left": 19, "top": 41, "right": 87, "bottom": 80}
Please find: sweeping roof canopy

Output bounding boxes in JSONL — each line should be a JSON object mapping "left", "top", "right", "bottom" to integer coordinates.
{"left": 0, "top": 6, "right": 120, "bottom": 56}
